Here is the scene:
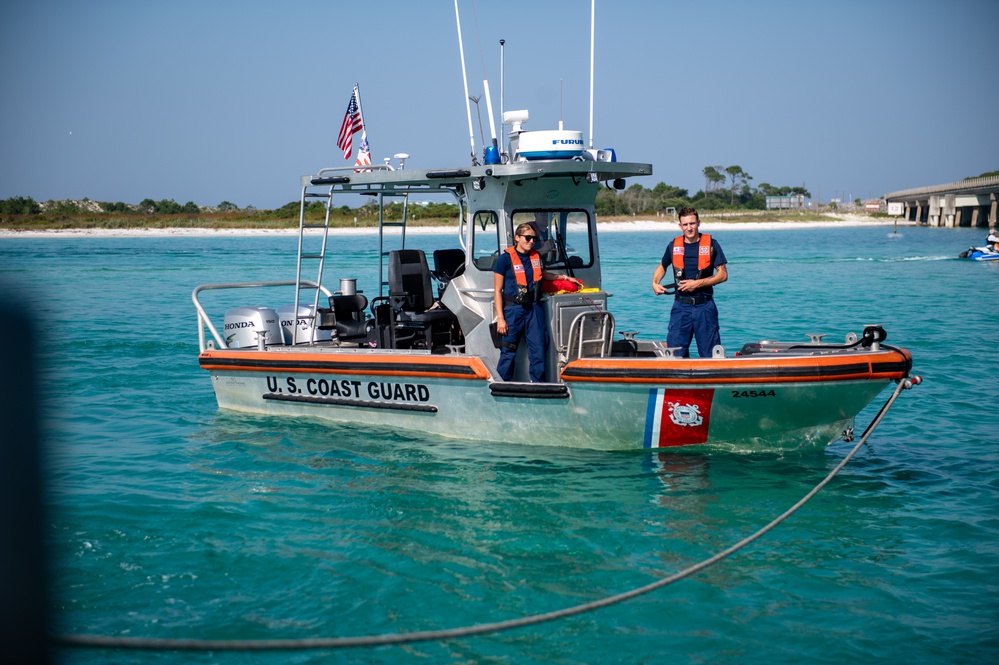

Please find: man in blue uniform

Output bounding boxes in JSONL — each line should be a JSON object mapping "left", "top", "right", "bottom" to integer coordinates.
{"left": 651, "top": 207, "right": 728, "bottom": 357}
{"left": 493, "top": 223, "right": 581, "bottom": 381}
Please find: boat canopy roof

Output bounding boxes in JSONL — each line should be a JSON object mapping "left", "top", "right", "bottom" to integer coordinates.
{"left": 301, "top": 160, "right": 653, "bottom": 196}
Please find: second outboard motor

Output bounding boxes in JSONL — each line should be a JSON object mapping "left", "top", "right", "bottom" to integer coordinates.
{"left": 223, "top": 306, "right": 282, "bottom": 349}
{"left": 276, "top": 304, "right": 331, "bottom": 344}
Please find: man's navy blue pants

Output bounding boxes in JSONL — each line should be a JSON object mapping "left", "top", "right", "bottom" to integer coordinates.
{"left": 666, "top": 299, "right": 720, "bottom": 358}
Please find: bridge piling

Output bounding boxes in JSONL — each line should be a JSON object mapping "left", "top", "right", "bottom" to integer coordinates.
{"left": 886, "top": 175, "right": 999, "bottom": 228}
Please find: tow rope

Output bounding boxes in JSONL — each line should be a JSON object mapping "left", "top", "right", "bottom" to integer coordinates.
{"left": 55, "top": 375, "right": 921, "bottom": 652}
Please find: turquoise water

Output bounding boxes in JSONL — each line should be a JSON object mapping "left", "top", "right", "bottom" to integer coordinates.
{"left": 2, "top": 224, "right": 997, "bottom": 664}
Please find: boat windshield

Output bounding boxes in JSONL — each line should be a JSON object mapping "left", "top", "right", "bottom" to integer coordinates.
{"left": 511, "top": 209, "right": 592, "bottom": 270}
{"left": 470, "top": 208, "right": 593, "bottom": 272}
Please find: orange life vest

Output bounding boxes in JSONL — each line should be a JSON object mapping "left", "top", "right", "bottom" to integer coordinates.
{"left": 505, "top": 246, "right": 543, "bottom": 286}
{"left": 671, "top": 234, "right": 713, "bottom": 280}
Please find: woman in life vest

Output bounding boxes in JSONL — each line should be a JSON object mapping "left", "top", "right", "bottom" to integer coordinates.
{"left": 651, "top": 207, "right": 728, "bottom": 358}
{"left": 493, "top": 222, "right": 581, "bottom": 381}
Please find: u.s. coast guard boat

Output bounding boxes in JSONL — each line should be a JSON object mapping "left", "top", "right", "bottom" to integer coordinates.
{"left": 192, "top": 115, "right": 916, "bottom": 451}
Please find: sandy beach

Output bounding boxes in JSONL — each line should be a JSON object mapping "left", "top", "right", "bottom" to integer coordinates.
{"left": 0, "top": 214, "right": 905, "bottom": 238}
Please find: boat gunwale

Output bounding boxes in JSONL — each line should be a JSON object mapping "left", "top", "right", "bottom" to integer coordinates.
{"left": 199, "top": 347, "right": 912, "bottom": 385}
{"left": 198, "top": 349, "right": 492, "bottom": 380}
{"left": 561, "top": 347, "right": 912, "bottom": 384}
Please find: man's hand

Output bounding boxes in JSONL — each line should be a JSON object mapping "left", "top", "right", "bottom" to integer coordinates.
{"left": 675, "top": 279, "right": 701, "bottom": 293}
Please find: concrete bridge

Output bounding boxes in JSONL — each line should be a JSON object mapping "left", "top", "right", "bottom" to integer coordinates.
{"left": 884, "top": 175, "right": 999, "bottom": 227}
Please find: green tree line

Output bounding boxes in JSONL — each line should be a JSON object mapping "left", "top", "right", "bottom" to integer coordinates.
{"left": 3, "top": 165, "right": 814, "bottom": 227}
{"left": 7, "top": 167, "right": 995, "bottom": 226}
{"left": 596, "top": 165, "right": 810, "bottom": 216}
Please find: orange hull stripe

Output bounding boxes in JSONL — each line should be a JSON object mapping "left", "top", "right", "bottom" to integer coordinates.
{"left": 199, "top": 351, "right": 492, "bottom": 380}
{"left": 561, "top": 349, "right": 911, "bottom": 384}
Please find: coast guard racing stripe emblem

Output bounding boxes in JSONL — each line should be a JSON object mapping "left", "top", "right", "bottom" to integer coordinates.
{"left": 644, "top": 388, "right": 714, "bottom": 447}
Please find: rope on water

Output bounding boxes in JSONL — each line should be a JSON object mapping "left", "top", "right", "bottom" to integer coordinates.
{"left": 54, "top": 376, "right": 920, "bottom": 652}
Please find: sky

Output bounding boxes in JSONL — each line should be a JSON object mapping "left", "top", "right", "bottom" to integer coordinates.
{"left": 2, "top": 0, "right": 996, "bottom": 210}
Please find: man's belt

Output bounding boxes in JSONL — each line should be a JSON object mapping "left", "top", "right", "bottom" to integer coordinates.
{"left": 675, "top": 294, "right": 713, "bottom": 305}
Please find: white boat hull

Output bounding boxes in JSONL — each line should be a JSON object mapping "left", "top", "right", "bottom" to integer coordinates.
{"left": 201, "top": 345, "right": 910, "bottom": 451}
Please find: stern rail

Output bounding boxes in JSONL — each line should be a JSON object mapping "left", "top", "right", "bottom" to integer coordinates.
{"left": 192, "top": 280, "right": 332, "bottom": 352}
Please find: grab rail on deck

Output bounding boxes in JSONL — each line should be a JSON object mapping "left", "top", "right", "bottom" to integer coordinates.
{"left": 564, "top": 310, "right": 615, "bottom": 363}
{"left": 192, "top": 280, "right": 333, "bottom": 352}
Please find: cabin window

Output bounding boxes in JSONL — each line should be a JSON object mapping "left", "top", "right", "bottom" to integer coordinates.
{"left": 471, "top": 210, "right": 500, "bottom": 270}
{"left": 511, "top": 209, "right": 592, "bottom": 270}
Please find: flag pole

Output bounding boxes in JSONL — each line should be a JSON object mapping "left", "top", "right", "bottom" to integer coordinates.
{"left": 352, "top": 83, "right": 365, "bottom": 130}
{"left": 352, "top": 82, "right": 370, "bottom": 166}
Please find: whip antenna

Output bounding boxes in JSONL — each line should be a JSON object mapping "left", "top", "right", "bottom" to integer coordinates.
{"left": 499, "top": 40, "right": 505, "bottom": 147}
{"left": 483, "top": 79, "right": 500, "bottom": 164}
{"left": 589, "top": 0, "right": 595, "bottom": 149}
{"left": 454, "top": 0, "right": 478, "bottom": 165}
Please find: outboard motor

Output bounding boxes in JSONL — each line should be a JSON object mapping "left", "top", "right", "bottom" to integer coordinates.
{"left": 223, "top": 306, "right": 282, "bottom": 349}
{"left": 276, "top": 304, "right": 331, "bottom": 344}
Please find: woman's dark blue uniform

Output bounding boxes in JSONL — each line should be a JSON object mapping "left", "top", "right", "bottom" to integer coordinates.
{"left": 494, "top": 250, "right": 548, "bottom": 382}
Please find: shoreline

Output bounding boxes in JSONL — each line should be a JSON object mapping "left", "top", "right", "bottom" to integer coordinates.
{"left": 0, "top": 215, "right": 910, "bottom": 238}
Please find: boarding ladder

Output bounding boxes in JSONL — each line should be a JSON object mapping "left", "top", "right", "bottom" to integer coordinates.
{"left": 291, "top": 182, "right": 335, "bottom": 344}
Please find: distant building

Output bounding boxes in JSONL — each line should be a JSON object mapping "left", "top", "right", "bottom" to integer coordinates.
{"left": 765, "top": 195, "right": 806, "bottom": 210}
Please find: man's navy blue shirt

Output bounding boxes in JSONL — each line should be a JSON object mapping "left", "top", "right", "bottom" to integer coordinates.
{"left": 660, "top": 237, "right": 726, "bottom": 295}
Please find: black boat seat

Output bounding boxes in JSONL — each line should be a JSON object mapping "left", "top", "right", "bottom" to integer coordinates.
{"left": 431, "top": 248, "right": 466, "bottom": 296}
{"left": 387, "top": 249, "right": 456, "bottom": 348}
{"left": 329, "top": 293, "right": 369, "bottom": 341}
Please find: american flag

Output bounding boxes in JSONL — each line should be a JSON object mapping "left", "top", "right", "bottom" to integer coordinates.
{"left": 336, "top": 88, "right": 363, "bottom": 159}
{"left": 354, "top": 132, "right": 371, "bottom": 170}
